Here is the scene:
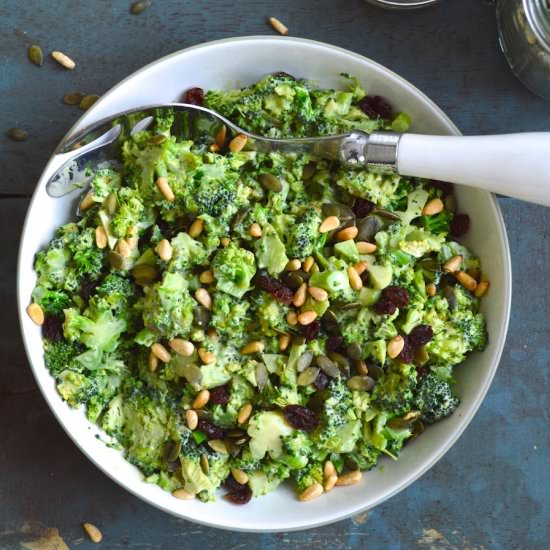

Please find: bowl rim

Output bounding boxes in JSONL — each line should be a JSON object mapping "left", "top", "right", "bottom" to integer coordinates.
{"left": 17, "top": 35, "right": 512, "bottom": 532}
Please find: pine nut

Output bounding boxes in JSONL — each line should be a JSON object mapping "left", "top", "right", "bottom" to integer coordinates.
{"left": 82, "top": 522, "right": 102, "bottom": 543}
{"left": 231, "top": 468, "right": 249, "bottom": 485}
{"left": 198, "top": 348, "right": 216, "bottom": 364}
{"left": 156, "top": 176, "right": 175, "bottom": 201}
{"left": 152, "top": 343, "right": 171, "bottom": 363}
{"left": 241, "top": 341, "right": 265, "bottom": 355}
{"left": 208, "top": 439, "right": 228, "bottom": 454}
{"left": 303, "top": 256, "right": 314, "bottom": 272}
{"left": 215, "top": 125, "right": 227, "bottom": 149}
{"left": 298, "top": 483, "right": 323, "bottom": 502}
{"left": 209, "top": 143, "right": 220, "bottom": 153}
{"left": 249, "top": 223, "right": 262, "bottom": 238}
{"left": 116, "top": 239, "right": 131, "bottom": 259}
{"left": 229, "top": 133, "right": 248, "bottom": 153}
{"left": 52, "top": 50, "right": 76, "bottom": 70}
{"left": 422, "top": 197, "right": 444, "bottom": 216}
{"left": 189, "top": 218, "right": 204, "bottom": 238}
{"left": 157, "top": 239, "right": 173, "bottom": 261}
{"left": 324, "top": 474, "right": 338, "bottom": 492}
{"left": 285, "top": 259, "right": 301, "bottom": 271}
{"left": 269, "top": 16, "right": 289, "bottom": 35}
{"left": 298, "top": 310, "right": 317, "bottom": 325}
{"left": 324, "top": 460, "right": 336, "bottom": 478}
{"left": 287, "top": 311, "right": 298, "bottom": 325}
{"left": 356, "top": 360, "right": 369, "bottom": 375}
{"left": 475, "top": 280, "right": 490, "bottom": 298}
{"left": 132, "top": 264, "right": 157, "bottom": 284}
{"left": 336, "top": 226, "right": 359, "bottom": 242}
{"left": 220, "top": 236, "right": 230, "bottom": 247}
{"left": 387, "top": 335, "right": 405, "bottom": 359}
{"left": 353, "top": 261, "right": 368, "bottom": 275}
{"left": 308, "top": 286, "right": 328, "bottom": 301}
{"left": 185, "top": 409, "right": 198, "bottom": 430}
{"left": 95, "top": 226, "right": 107, "bottom": 249}
{"left": 455, "top": 271, "right": 478, "bottom": 292}
{"left": 319, "top": 216, "right": 340, "bottom": 233}
{"left": 199, "top": 270, "right": 214, "bottom": 284}
{"left": 292, "top": 283, "right": 307, "bottom": 307}
{"left": 356, "top": 241, "right": 377, "bottom": 254}
{"left": 443, "top": 255, "right": 463, "bottom": 273}
{"left": 426, "top": 283, "right": 437, "bottom": 297}
{"left": 237, "top": 403, "right": 253, "bottom": 424}
{"left": 348, "top": 266, "right": 363, "bottom": 291}
{"left": 192, "top": 389, "right": 210, "bottom": 409}
{"left": 172, "top": 488, "right": 195, "bottom": 500}
{"left": 195, "top": 288, "right": 212, "bottom": 310}
{"left": 336, "top": 470, "right": 362, "bottom": 486}
{"left": 26, "top": 303, "right": 44, "bottom": 326}
{"left": 148, "top": 351, "right": 159, "bottom": 372}
{"left": 169, "top": 338, "right": 194, "bottom": 357}
{"left": 80, "top": 190, "right": 94, "bottom": 211}
{"left": 279, "top": 333, "right": 291, "bottom": 351}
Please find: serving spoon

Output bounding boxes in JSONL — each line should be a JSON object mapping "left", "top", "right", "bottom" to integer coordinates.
{"left": 46, "top": 103, "right": 550, "bottom": 206}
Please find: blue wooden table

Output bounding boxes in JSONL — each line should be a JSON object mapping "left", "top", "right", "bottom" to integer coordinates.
{"left": 2, "top": 1, "right": 550, "bottom": 548}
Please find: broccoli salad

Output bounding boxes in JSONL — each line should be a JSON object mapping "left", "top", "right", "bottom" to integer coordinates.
{"left": 28, "top": 73, "right": 489, "bottom": 504}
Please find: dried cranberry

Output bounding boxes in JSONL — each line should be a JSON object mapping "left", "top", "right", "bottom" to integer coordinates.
{"left": 416, "top": 366, "right": 429, "bottom": 379}
{"left": 398, "top": 336, "right": 415, "bottom": 364}
{"left": 79, "top": 279, "right": 98, "bottom": 302}
{"left": 374, "top": 297, "right": 397, "bottom": 315}
{"left": 326, "top": 335, "right": 344, "bottom": 352}
{"left": 224, "top": 474, "right": 244, "bottom": 493}
{"left": 382, "top": 286, "right": 409, "bottom": 308}
{"left": 42, "top": 314, "right": 64, "bottom": 342}
{"left": 313, "top": 371, "right": 329, "bottom": 391}
{"left": 226, "top": 485, "right": 252, "bottom": 505}
{"left": 209, "top": 385, "right": 230, "bottom": 405}
{"left": 409, "top": 324, "right": 434, "bottom": 346}
{"left": 183, "top": 87, "right": 204, "bottom": 106}
{"left": 352, "top": 198, "right": 375, "bottom": 218}
{"left": 450, "top": 213, "right": 471, "bottom": 238}
{"left": 358, "top": 95, "right": 393, "bottom": 119}
{"left": 302, "top": 319, "right": 321, "bottom": 342}
{"left": 254, "top": 271, "right": 293, "bottom": 305}
{"left": 283, "top": 405, "right": 319, "bottom": 432}
{"left": 272, "top": 71, "right": 296, "bottom": 80}
{"left": 197, "top": 419, "right": 225, "bottom": 440}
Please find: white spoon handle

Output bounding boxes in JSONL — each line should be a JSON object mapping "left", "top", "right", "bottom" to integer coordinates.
{"left": 396, "top": 133, "right": 550, "bottom": 206}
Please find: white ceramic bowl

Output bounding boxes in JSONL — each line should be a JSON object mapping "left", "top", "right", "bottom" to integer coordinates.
{"left": 17, "top": 36, "right": 511, "bottom": 532}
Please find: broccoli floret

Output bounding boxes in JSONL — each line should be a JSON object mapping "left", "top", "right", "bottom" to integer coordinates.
{"left": 90, "top": 168, "right": 122, "bottom": 201}
{"left": 247, "top": 461, "right": 291, "bottom": 497}
{"left": 110, "top": 187, "right": 152, "bottom": 238}
{"left": 71, "top": 228, "right": 105, "bottom": 281}
{"left": 341, "top": 307, "right": 374, "bottom": 348}
{"left": 169, "top": 232, "right": 208, "bottom": 271}
{"left": 294, "top": 461, "right": 324, "bottom": 493}
{"left": 280, "top": 431, "right": 314, "bottom": 470}
{"left": 371, "top": 363, "right": 417, "bottom": 416}
{"left": 95, "top": 274, "right": 136, "bottom": 322}
{"left": 33, "top": 288, "right": 72, "bottom": 316}
{"left": 414, "top": 373, "right": 460, "bottom": 423}
{"left": 43, "top": 339, "right": 83, "bottom": 376}
{"left": 212, "top": 244, "right": 256, "bottom": 298}
{"left": 347, "top": 443, "right": 381, "bottom": 471}
{"left": 454, "top": 311, "right": 488, "bottom": 352}
{"left": 253, "top": 293, "right": 289, "bottom": 336}
{"left": 247, "top": 411, "right": 294, "bottom": 460}
{"left": 211, "top": 293, "right": 250, "bottom": 340}
{"left": 284, "top": 206, "right": 322, "bottom": 259}
{"left": 420, "top": 210, "right": 453, "bottom": 235}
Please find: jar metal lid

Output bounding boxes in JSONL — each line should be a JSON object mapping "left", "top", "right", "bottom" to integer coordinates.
{"left": 365, "top": 0, "right": 440, "bottom": 8}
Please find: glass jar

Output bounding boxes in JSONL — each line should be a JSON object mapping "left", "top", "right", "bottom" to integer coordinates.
{"left": 497, "top": 0, "right": 550, "bottom": 100}
{"left": 365, "top": 0, "right": 440, "bottom": 8}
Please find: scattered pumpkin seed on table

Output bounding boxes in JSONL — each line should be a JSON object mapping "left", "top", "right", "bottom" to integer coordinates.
{"left": 27, "top": 44, "right": 43, "bottom": 66}
{"left": 79, "top": 94, "right": 100, "bottom": 110}
{"left": 130, "top": 0, "right": 151, "bottom": 14}
{"left": 63, "top": 91, "right": 84, "bottom": 105}
{"left": 6, "top": 128, "right": 29, "bottom": 142}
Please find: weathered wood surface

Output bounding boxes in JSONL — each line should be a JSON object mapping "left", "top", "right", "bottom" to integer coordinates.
{"left": 1, "top": 0, "right": 550, "bottom": 548}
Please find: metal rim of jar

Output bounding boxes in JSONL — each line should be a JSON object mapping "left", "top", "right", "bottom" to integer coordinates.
{"left": 365, "top": 0, "right": 440, "bottom": 9}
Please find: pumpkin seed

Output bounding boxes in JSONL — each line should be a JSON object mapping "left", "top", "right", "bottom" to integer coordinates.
{"left": 255, "top": 362, "right": 269, "bottom": 391}
{"left": 166, "top": 439, "right": 182, "bottom": 462}
{"left": 411, "top": 419, "right": 425, "bottom": 437}
{"left": 149, "top": 134, "right": 167, "bottom": 144}
{"left": 444, "top": 194, "right": 457, "bottom": 212}
{"left": 298, "top": 366, "right": 320, "bottom": 386}
{"left": 442, "top": 285, "right": 457, "bottom": 310}
{"left": 327, "top": 352, "right": 351, "bottom": 376}
{"left": 226, "top": 429, "right": 246, "bottom": 439}
{"left": 346, "top": 375, "right": 376, "bottom": 391}
{"left": 281, "top": 271, "right": 304, "bottom": 290}
{"left": 7, "top": 127, "right": 29, "bottom": 142}
{"left": 297, "top": 351, "right": 314, "bottom": 372}
{"left": 316, "top": 355, "right": 340, "bottom": 378}
{"left": 174, "top": 363, "right": 202, "bottom": 385}
{"left": 63, "top": 91, "right": 84, "bottom": 105}
{"left": 367, "top": 363, "right": 384, "bottom": 380}
{"left": 208, "top": 439, "right": 228, "bottom": 454}
{"left": 340, "top": 301, "right": 361, "bottom": 311}
{"left": 417, "top": 258, "right": 441, "bottom": 272}
{"left": 108, "top": 250, "right": 125, "bottom": 270}
{"left": 321, "top": 309, "right": 339, "bottom": 334}
{"left": 79, "top": 94, "right": 100, "bottom": 110}
{"left": 259, "top": 173, "right": 283, "bottom": 192}
{"left": 200, "top": 454, "right": 209, "bottom": 474}
{"left": 346, "top": 343, "right": 362, "bottom": 361}
{"left": 193, "top": 305, "right": 211, "bottom": 327}
{"left": 27, "top": 44, "right": 43, "bottom": 66}
{"left": 302, "top": 162, "right": 316, "bottom": 180}
{"left": 322, "top": 203, "right": 355, "bottom": 222}
{"left": 387, "top": 417, "right": 412, "bottom": 431}
{"left": 230, "top": 206, "right": 250, "bottom": 230}
{"left": 373, "top": 207, "right": 400, "bottom": 221}
{"left": 291, "top": 334, "right": 306, "bottom": 346}
{"left": 356, "top": 215, "right": 383, "bottom": 242}
{"left": 130, "top": 0, "right": 151, "bottom": 14}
